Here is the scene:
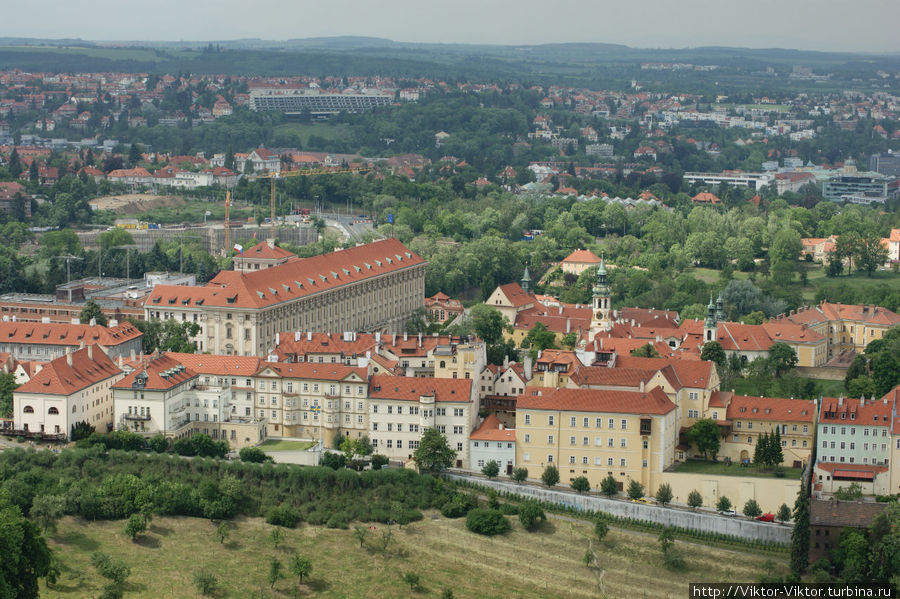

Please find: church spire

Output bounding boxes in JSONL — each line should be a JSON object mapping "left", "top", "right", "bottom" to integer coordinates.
{"left": 520, "top": 264, "right": 531, "bottom": 294}
{"left": 590, "top": 253, "right": 612, "bottom": 334}
{"left": 715, "top": 292, "right": 725, "bottom": 323}
{"left": 704, "top": 294, "right": 718, "bottom": 343}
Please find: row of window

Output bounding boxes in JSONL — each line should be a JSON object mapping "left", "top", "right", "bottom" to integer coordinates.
{"left": 371, "top": 423, "right": 421, "bottom": 433}
{"left": 522, "top": 453, "right": 638, "bottom": 468}
{"left": 472, "top": 441, "right": 514, "bottom": 449}
{"left": 822, "top": 440, "right": 888, "bottom": 452}
{"left": 522, "top": 434, "right": 648, "bottom": 449}
{"left": 820, "top": 425, "right": 887, "bottom": 436}
{"left": 523, "top": 414, "right": 629, "bottom": 429}
{"left": 821, "top": 456, "right": 889, "bottom": 465}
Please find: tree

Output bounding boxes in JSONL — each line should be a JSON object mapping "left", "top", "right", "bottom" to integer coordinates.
{"left": 465, "top": 508, "right": 510, "bottom": 536}
{"left": 600, "top": 474, "right": 619, "bottom": 498}
{"left": 79, "top": 300, "right": 108, "bottom": 326}
{"left": 402, "top": 572, "right": 422, "bottom": 592}
{"left": 511, "top": 467, "right": 528, "bottom": 483}
{"left": 716, "top": 496, "right": 732, "bottom": 513}
{"left": 215, "top": 522, "right": 230, "bottom": 545}
{"left": 518, "top": 501, "right": 545, "bottom": 531}
{"left": 743, "top": 499, "right": 762, "bottom": 518}
{"left": 30, "top": 495, "right": 65, "bottom": 534}
{"left": 471, "top": 304, "right": 509, "bottom": 345}
{"left": 594, "top": 519, "right": 609, "bottom": 542}
{"left": 753, "top": 432, "right": 767, "bottom": 468}
{"left": 0, "top": 504, "right": 53, "bottom": 599}
{"left": 239, "top": 447, "right": 269, "bottom": 463}
{"left": 777, "top": 503, "right": 792, "bottom": 523}
{"left": 686, "top": 419, "right": 720, "bottom": 461}
{"left": 658, "top": 526, "right": 675, "bottom": 553}
{"left": 746, "top": 357, "right": 773, "bottom": 396}
{"left": 541, "top": 464, "right": 559, "bottom": 487}
{"left": 687, "top": 490, "right": 703, "bottom": 510}
{"left": 571, "top": 476, "right": 590, "bottom": 494}
{"left": 91, "top": 551, "right": 131, "bottom": 586}
{"left": 267, "top": 557, "right": 283, "bottom": 588}
{"left": 413, "top": 428, "right": 457, "bottom": 473}
{"left": 124, "top": 513, "right": 147, "bottom": 541}
{"left": 128, "top": 143, "right": 142, "bottom": 167}
{"left": 790, "top": 488, "right": 810, "bottom": 574}
{"left": 353, "top": 525, "right": 370, "bottom": 548}
{"left": 525, "top": 322, "right": 557, "bottom": 353}
{"left": 854, "top": 230, "right": 889, "bottom": 277}
{"left": 768, "top": 342, "right": 798, "bottom": 378}
{"left": 0, "top": 372, "right": 18, "bottom": 418}
{"left": 290, "top": 553, "right": 312, "bottom": 585}
{"left": 270, "top": 526, "right": 285, "bottom": 549}
{"left": 768, "top": 428, "right": 784, "bottom": 468}
{"left": 655, "top": 483, "right": 673, "bottom": 506}
{"left": 193, "top": 571, "right": 218, "bottom": 596}
{"left": 630, "top": 343, "right": 660, "bottom": 358}
{"left": 627, "top": 480, "right": 644, "bottom": 500}
{"left": 70, "top": 420, "right": 94, "bottom": 442}
{"left": 700, "top": 341, "right": 727, "bottom": 368}
{"left": 147, "top": 434, "right": 168, "bottom": 453}
{"left": 481, "top": 460, "right": 500, "bottom": 479}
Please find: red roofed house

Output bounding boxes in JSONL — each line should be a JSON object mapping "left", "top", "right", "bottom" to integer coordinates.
{"left": 145, "top": 239, "right": 425, "bottom": 356}
{"left": 0, "top": 181, "right": 28, "bottom": 217}
{"left": 0, "top": 320, "right": 143, "bottom": 362}
{"left": 783, "top": 301, "right": 900, "bottom": 360}
{"left": 883, "top": 228, "right": 900, "bottom": 263}
{"left": 424, "top": 292, "right": 463, "bottom": 324}
{"left": 247, "top": 148, "right": 281, "bottom": 174}
{"left": 368, "top": 375, "right": 477, "bottom": 468}
{"left": 691, "top": 192, "right": 721, "bottom": 205}
{"left": 560, "top": 249, "right": 603, "bottom": 276}
{"left": 232, "top": 239, "right": 299, "bottom": 273}
{"left": 485, "top": 272, "right": 537, "bottom": 324}
{"left": 13, "top": 345, "right": 124, "bottom": 439}
{"left": 515, "top": 385, "right": 678, "bottom": 494}
{"left": 469, "top": 413, "right": 516, "bottom": 474}
{"left": 721, "top": 395, "right": 815, "bottom": 468}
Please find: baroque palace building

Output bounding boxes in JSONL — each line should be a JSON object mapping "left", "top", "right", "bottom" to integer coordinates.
{"left": 145, "top": 239, "right": 425, "bottom": 356}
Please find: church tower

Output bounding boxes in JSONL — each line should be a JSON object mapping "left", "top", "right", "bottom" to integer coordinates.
{"left": 704, "top": 295, "right": 718, "bottom": 343}
{"left": 715, "top": 292, "right": 725, "bottom": 323}
{"left": 590, "top": 257, "right": 612, "bottom": 335}
{"left": 520, "top": 264, "right": 532, "bottom": 294}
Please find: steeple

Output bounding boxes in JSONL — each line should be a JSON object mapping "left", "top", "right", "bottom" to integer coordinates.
{"left": 590, "top": 254, "right": 612, "bottom": 334}
{"left": 520, "top": 264, "right": 532, "bottom": 294}
{"left": 715, "top": 292, "right": 725, "bottom": 323}
{"left": 704, "top": 294, "right": 718, "bottom": 343}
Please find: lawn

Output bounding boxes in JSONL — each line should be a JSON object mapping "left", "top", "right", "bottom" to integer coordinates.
{"left": 44, "top": 512, "right": 784, "bottom": 598}
{"left": 135, "top": 200, "right": 253, "bottom": 225}
{"left": 258, "top": 439, "right": 316, "bottom": 451}
{"left": 673, "top": 459, "right": 803, "bottom": 480}
{"left": 688, "top": 267, "right": 752, "bottom": 284}
{"left": 274, "top": 122, "right": 353, "bottom": 146}
{"left": 730, "top": 376, "right": 845, "bottom": 398}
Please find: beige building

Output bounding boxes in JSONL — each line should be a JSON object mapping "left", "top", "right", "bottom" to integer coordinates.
{"left": 368, "top": 375, "right": 477, "bottom": 468}
{"left": 720, "top": 395, "right": 815, "bottom": 468}
{"left": 13, "top": 345, "right": 124, "bottom": 438}
{"left": 784, "top": 302, "right": 900, "bottom": 360}
{"left": 146, "top": 239, "right": 426, "bottom": 356}
{"left": 515, "top": 386, "right": 678, "bottom": 495}
{"left": 232, "top": 239, "right": 298, "bottom": 273}
{"left": 559, "top": 249, "right": 603, "bottom": 276}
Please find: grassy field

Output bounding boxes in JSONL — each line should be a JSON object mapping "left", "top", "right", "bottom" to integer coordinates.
{"left": 274, "top": 122, "right": 353, "bottom": 146}
{"left": 44, "top": 512, "right": 784, "bottom": 598}
{"left": 688, "top": 267, "right": 752, "bottom": 284}
{"left": 730, "top": 376, "right": 845, "bottom": 398}
{"left": 673, "top": 459, "right": 802, "bottom": 480}
{"left": 258, "top": 439, "right": 316, "bottom": 451}
{"left": 135, "top": 200, "right": 254, "bottom": 225}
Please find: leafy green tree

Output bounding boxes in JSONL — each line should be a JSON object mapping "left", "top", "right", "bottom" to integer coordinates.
{"left": 834, "top": 530, "right": 869, "bottom": 584}
{"left": 239, "top": 447, "right": 268, "bottom": 463}
{"left": 402, "top": 572, "right": 422, "bottom": 592}
{"left": 594, "top": 519, "right": 609, "bottom": 541}
{"left": 465, "top": 508, "right": 510, "bottom": 536}
{"left": 471, "top": 304, "right": 509, "bottom": 345}
{"left": 777, "top": 504, "right": 792, "bottom": 523}
{"left": 768, "top": 342, "right": 798, "bottom": 378}
{"left": 517, "top": 501, "right": 545, "bottom": 531}
{"left": 834, "top": 482, "right": 863, "bottom": 501}
{"left": 790, "top": 488, "right": 810, "bottom": 574}
{"left": 853, "top": 230, "right": 889, "bottom": 277}
{"left": 687, "top": 490, "right": 703, "bottom": 510}
{"left": 746, "top": 357, "right": 773, "bottom": 396}
{"left": 290, "top": 553, "right": 312, "bottom": 584}
{"left": 525, "top": 322, "right": 557, "bottom": 353}
{"left": 630, "top": 343, "right": 660, "bottom": 358}
{"left": 687, "top": 419, "right": 720, "bottom": 461}
{"left": 481, "top": 460, "right": 500, "bottom": 479}
{"left": 413, "top": 428, "right": 457, "bottom": 473}
{"left": 270, "top": 526, "right": 285, "bottom": 549}
{"left": 147, "top": 434, "right": 168, "bottom": 453}
{"left": 716, "top": 496, "right": 732, "bottom": 512}
{"left": 768, "top": 428, "right": 784, "bottom": 468}
{"left": 70, "top": 420, "right": 95, "bottom": 442}
{"left": 124, "top": 513, "right": 147, "bottom": 541}
{"left": 0, "top": 372, "right": 16, "bottom": 418}
{"left": 655, "top": 483, "right": 673, "bottom": 506}
{"left": 658, "top": 526, "right": 675, "bottom": 553}
{"left": 753, "top": 432, "right": 768, "bottom": 468}
{"left": 571, "top": 476, "right": 590, "bottom": 494}
{"left": 743, "top": 499, "right": 762, "bottom": 518}
{"left": 215, "top": 522, "right": 230, "bottom": 545}
{"left": 267, "top": 557, "right": 283, "bottom": 588}
{"left": 511, "top": 467, "right": 528, "bottom": 483}
{"left": 627, "top": 480, "right": 644, "bottom": 500}
{"left": 601, "top": 474, "right": 618, "bottom": 498}
{"left": 30, "top": 495, "right": 65, "bottom": 534}
{"left": 700, "top": 341, "right": 727, "bottom": 368}
{"left": 91, "top": 551, "right": 131, "bottom": 586}
{"left": 193, "top": 571, "right": 218, "bottom": 596}
{"left": 541, "top": 464, "right": 559, "bottom": 487}
{"left": 79, "top": 300, "right": 108, "bottom": 326}
{"left": 353, "top": 525, "right": 370, "bottom": 548}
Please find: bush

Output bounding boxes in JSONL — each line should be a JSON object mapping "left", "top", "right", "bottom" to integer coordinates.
{"left": 239, "top": 447, "right": 268, "bottom": 463}
{"left": 193, "top": 570, "right": 218, "bottom": 596}
{"left": 265, "top": 504, "right": 301, "bottom": 528}
{"left": 511, "top": 467, "right": 528, "bottom": 483}
{"left": 465, "top": 509, "right": 510, "bottom": 536}
{"left": 325, "top": 512, "right": 349, "bottom": 529}
{"left": 518, "top": 501, "right": 545, "bottom": 531}
{"left": 743, "top": 499, "right": 762, "bottom": 518}
{"left": 498, "top": 503, "right": 519, "bottom": 516}
{"left": 124, "top": 513, "right": 146, "bottom": 541}
{"left": 655, "top": 483, "right": 673, "bottom": 506}
{"left": 320, "top": 451, "right": 347, "bottom": 469}
{"left": 402, "top": 572, "right": 422, "bottom": 592}
{"left": 594, "top": 519, "right": 609, "bottom": 541}
{"left": 571, "top": 476, "right": 590, "bottom": 494}
{"left": 481, "top": 460, "right": 500, "bottom": 479}
{"left": 541, "top": 464, "right": 559, "bottom": 487}
{"left": 687, "top": 490, "right": 703, "bottom": 509}
{"left": 440, "top": 493, "right": 476, "bottom": 518}
{"left": 716, "top": 496, "right": 732, "bottom": 512}
{"left": 147, "top": 435, "right": 168, "bottom": 453}
{"left": 371, "top": 454, "right": 389, "bottom": 470}
{"left": 173, "top": 438, "right": 196, "bottom": 456}
{"left": 627, "top": 480, "right": 644, "bottom": 500}
{"left": 601, "top": 474, "right": 618, "bottom": 497}
{"left": 663, "top": 547, "right": 686, "bottom": 570}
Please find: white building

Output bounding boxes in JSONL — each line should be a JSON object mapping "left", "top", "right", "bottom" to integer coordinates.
{"left": 469, "top": 414, "right": 516, "bottom": 475}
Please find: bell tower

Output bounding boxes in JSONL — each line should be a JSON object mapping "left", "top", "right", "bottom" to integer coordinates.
{"left": 590, "top": 256, "right": 612, "bottom": 334}
{"left": 520, "top": 264, "right": 532, "bottom": 294}
{"left": 703, "top": 295, "right": 718, "bottom": 343}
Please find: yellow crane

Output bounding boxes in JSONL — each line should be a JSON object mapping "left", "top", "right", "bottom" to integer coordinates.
{"left": 244, "top": 166, "right": 371, "bottom": 238}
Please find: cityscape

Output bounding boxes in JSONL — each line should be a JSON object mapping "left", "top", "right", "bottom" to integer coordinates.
{"left": 0, "top": 8, "right": 900, "bottom": 598}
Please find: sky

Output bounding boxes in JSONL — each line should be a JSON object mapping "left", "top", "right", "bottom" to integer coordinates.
{"left": 3, "top": 0, "right": 899, "bottom": 54}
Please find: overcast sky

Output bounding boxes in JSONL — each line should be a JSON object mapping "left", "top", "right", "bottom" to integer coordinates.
{"left": 3, "top": 0, "right": 899, "bottom": 54}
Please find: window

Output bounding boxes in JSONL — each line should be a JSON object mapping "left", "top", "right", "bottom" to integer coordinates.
{"left": 620, "top": 458, "right": 626, "bottom": 467}
{"left": 570, "top": 416, "right": 576, "bottom": 427}
{"left": 596, "top": 418, "right": 602, "bottom": 428}
{"left": 372, "top": 405, "right": 378, "bottom": 413}
{"left": 524, "top": 434, "right": 531, "bottom": 443}
{"left": 583, "top": 417, "right": 589, "bottom": 427}
{"left": 372, "top": 423, "right": 378, "bottom": 431}
{"left": 457, "top": 443, "right": 463, "bottom": 452}
{"left": 583, "top": 437, "right": 589, "bottom": 446}
{"left": 453, "top": 426, "right": 463, "bottom": 435}
{"left": 607, "top": 457, "right": 613, "bottom": 466}
{"left": 608, "top": 438, "right": 614, "bottom": 447}
{"left": 642, "top": 459, "right": 648, "bottom": 468}
{"left": 642, "top": 440, "right": 648, "bottom": 449}
{"left": 569, "top": 456, "right": 576, "bottom": 464}
{"left": 523, "top": 453, "right": 530, "bottom": 462}
{"left": 547, "top": 455, "right": 553, "bottom": 463}
{"left": 620, "top": 438, "right": 626, "bottom": 448}
{"left": 548, "top": 415, "right": 554, "bottom": 426}
{"left": 608, "top": 418, "right": 614, "bottom": 429}
{"left": 569, "top": 436, "right": 576, "bottom": 445}
{"left": 548, "top": 435, "right": 554, "bottom": 445}
{"left": 525, "top": 414, "right": 531, "bottom": 425}
{"left": 582, "top": 456, "right": 588, "bottom": 465}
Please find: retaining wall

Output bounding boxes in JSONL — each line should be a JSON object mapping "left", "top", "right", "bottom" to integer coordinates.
{"left": 446, "top": 473, "right": 791, "bottom": 545}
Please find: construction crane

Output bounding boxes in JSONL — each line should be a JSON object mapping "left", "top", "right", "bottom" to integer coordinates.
{"left": 245, "top": 166, "right": 371, "bottom": 237}
{"left": 224, "top": 189, "right": 231, "bottom": 256}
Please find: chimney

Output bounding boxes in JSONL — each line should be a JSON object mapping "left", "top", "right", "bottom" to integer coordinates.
{"left": 403, "top": 332, "right": 408, "bottom": 341}
{"left": 307, "top": 331, "right": 312, "bottom": 341}
{"left": 275, "top": 332, "right": 280, "bottom": 346}
{"left": 375, "top": 332, "right": 381, "bottom": 344}
{"left": 89, "top": 318, "right": 96, "bottom": 327}
{"left": 71, "top": 317, "right": 79, "bottom": 325}
{"left": 65, "top": 349, "right": 73, "bottom": 367}
{"left": 88, "top": 345, "right": 93, "bottom": 361}
{"left": 109, "top": 319, "right": 118, "bottom": 327}
{"left": 499, "top": 423, "right": 504, "bottom": 430}
{"left": 558, "top": 305, "right": 563, "bottom": 316}
{"left": 41, "top": 316, "right": 50, "bottom": 324}
{"left": 503, "top": 354, "right": 509, "bottom": 369}
{"left": 838, "top": 395, "right": 843, "bottom": 407}
{"left": 392, "top": 334, "right": 396, "bottom": 344}
{"left": 79, "top": 341, "right": 85, "bottom": 349}
{"left": 566, "top": 318, "right": 571, "bottom": 334}
{"left": 295, "top": 331, "right": 301, "bottom": 342}
{"left": 266, "top": 238, "right": 275, "bottom": 249}
{"left": 130, "top": 348, "right": 135, "bottom": 361}
{"left": 861, "top": 396, "right": 865, "bottom": 408}
{"left": 418, "top": 332, "right": 423, "bottom": 348}
{"left": 524, "top": 355, "right": 533, "bottom": 380}
{"left": 640, "top": 380, "right": 645, "bottom": 393}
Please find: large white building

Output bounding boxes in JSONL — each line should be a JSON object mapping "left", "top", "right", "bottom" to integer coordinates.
{"left": 13, "top": 345, "right": 124, "bottom": 439}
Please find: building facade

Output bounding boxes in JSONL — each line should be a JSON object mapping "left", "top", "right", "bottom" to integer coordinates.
{"left": 0, "top": 321, "right": 143, "bottom": 362}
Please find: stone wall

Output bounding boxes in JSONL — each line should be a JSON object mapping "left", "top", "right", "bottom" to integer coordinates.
{"left": 659, "top": 471, "right": 801, "bottom": 514}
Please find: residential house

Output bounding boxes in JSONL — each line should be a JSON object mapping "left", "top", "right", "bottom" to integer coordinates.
{"left": 469, "top": 414, "right": 516, "bottom": 475}
{"left": 721, "top": 395, "right": 815, "bottom": 468}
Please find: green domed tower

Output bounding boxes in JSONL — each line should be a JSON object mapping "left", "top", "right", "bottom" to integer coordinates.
{"left": 590, "top": 256, "right": 612, "bottom": 334}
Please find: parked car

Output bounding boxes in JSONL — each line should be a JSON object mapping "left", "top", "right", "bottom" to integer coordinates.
{"left": 631, "top": 497, "right": 652, "bottom": 505}
{"left": 756, "top": 513, "right": 775, "bottom": 522}
{"left": 718, "top": 509, "right": 737, "bottom": 517}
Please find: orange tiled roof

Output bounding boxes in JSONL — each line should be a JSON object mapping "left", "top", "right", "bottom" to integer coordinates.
{"left": 164, "top": 352, "right": 263, "bottom": 377}
{"left": 561, "top": 249, "right": 602, "bottom": 265}
{"left": 147, "top": 239, "right": 423, "bottom": 310}
{"left": 517, "top": 386, "right": 675, "bottom": 415}
{"left": 257, "top": 362, "right": 366, "bottom": 381}
{"left": 497, "top": 282, "right": 535, "bottom": 308}
{"left": 569, "top": 366, "right": 658, "bottom": 388}
{"left": 273, "top": 332, "right": 378, "bottom": 359}
{"left": 18, "top": 345, "right": 121, "bottom": 395}
{"left": 726, "top": 395, "right": 815, "bottom": 422}
{"left": 240, "top": 240, "right": 297, "bottom": 261}
{"left": 369, "top": 375, "right": 472, "bottom": 403}
{"left": 0, "top": 321, "right": 142, "bottom": 347}
{"left": 820, "top": 395, "right": 892, "bottom": 425}
{"left": 470, "top": 414, "right": 516, "bottom": 442}
{"left": 113, "top": 353, "right": 196, "bottom": 391}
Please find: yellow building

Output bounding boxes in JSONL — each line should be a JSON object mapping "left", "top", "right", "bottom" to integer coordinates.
{"left": 785, "top": 302, "right": 900, "bottom": 360}
{"left": 515, "top": 386, "right": 678, "bottom": 495}
{"left": 720, "top": 395, "right": 815, "bottom": 468}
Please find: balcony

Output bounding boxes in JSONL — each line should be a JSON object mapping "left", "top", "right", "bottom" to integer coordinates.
{"left": 124, "top": 413, "right": 151, "bottom": 421}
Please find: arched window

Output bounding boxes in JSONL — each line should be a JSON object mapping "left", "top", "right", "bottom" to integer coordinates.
{"left": 48, "top": 407, "right": 59, "bottom": 415}
{"left": 23, "top": 405, "right": 34, "bottom": 413}
{"left": 439, "top": 361, "right": 446, "bottom": 368}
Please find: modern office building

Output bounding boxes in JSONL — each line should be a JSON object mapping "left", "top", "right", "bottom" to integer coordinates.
{"left": 250, "top": 88, "right": 393, "bottom": 115}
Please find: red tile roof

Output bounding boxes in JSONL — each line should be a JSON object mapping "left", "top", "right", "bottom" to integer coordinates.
{"left": 820, "top": 395, "right": 893, "bottom": 426}
{"left": 726, "top": 395, "right": 815, "bottom": 422}
{"left": 613, "top": 356, "right": 715, "bottom": 388}
{"left": 18, "top": 345, "right": 121, "bottom": 395}
{"left": 240, "top": 240, "right": 297, "bottom": 261}
{"left": 148, "top": 239, "right": 423, "bottom": 310}
{"left": 561, "top": 250, "right": 602, "bottom": 265}
{"left": 163, "top": 352, "right": 263, "bottom": 377}
{"left": 369, "top": 375, "right": 472, "bottom": 403}
{"left": 257, "top": 362, "right": 366, "bottom": 381}
{"left": 470, "top": 413, "right": 516, "bottom": 442}
{"left": 517, "top": 386, "right": 675, "bottom": 415}
{"left": 496, "top": 282, "right": 535, "bottom": 308}
{"left": 113, "top": 353, "right": 196, "bottom": 391}
{"left": 0, "top": 321, "right": 142, "bottom": 348}
{"left": 569, "top": 367, "right": 658, "bottom": 388}
{"left": 272, "top": 332, "right": 378, "bottom": 360}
